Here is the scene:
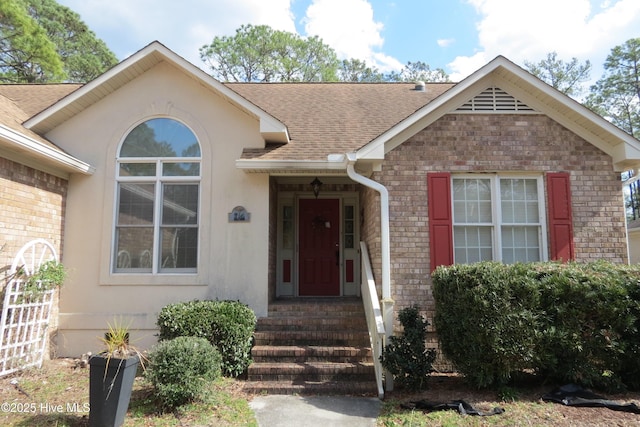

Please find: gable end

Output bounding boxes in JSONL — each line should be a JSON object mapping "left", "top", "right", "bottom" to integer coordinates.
{"left": 456, "top": 87, "right": 536, "bottom": 113}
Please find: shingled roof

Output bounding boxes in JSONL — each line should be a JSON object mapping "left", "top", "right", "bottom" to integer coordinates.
{"left": 0, "top": 78, "right": 457, "bottom": 165}
{"left": 227, "top": 82, "right": 455, "bottom": 161}
{"left": 0, "top": 84, "right": 79, "bottom": 149}
{"left": 0, "top": 84, "right": 92, "bottom": 175}
{"left": 0, "top": 84, "right": 81, "bottom": 117}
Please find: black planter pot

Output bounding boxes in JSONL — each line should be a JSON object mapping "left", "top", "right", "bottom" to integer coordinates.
{"left": 89, "top": 354, "right": 139, "bottom": 427}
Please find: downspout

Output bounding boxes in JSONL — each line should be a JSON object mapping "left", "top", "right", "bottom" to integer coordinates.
{"left": 345, "top": 152, "right": 394, "bottom": 391}
{"left": 345, "top": 153, "right": 390, "bottom": 299}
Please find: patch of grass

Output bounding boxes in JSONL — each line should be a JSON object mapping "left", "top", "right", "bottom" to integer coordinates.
{"left": 0, "top": 359, "right": 255, "bottom": 427}
{"left": 128, "top": 377, "right": 256, "bottom": 426}
{"left": 378, "top": 398, "right": 567, "bottom": 427}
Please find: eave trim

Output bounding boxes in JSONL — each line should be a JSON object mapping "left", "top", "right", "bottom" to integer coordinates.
{"left": 0, "top": 125, "right": 94, "bottom": 175}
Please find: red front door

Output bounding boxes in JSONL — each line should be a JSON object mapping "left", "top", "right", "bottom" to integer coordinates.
{"left": 298, "top": 198, "right": 340, "bottom": 296}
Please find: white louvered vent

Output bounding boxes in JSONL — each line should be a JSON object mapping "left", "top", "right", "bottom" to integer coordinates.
{"left": 457, "top": 87, "right": 535, "bottom": 112}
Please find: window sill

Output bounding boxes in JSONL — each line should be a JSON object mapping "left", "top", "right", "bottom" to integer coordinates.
{"left": 100, "top": 273, "right": 206, "bottom": 286}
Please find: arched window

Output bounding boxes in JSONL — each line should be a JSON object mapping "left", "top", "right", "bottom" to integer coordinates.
{"left": 114, "top": 118, "right": 201, "bottom": 273}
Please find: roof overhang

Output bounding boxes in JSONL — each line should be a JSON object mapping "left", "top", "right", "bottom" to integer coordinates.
{"left": 356, "top": 56, "right": 640, "bottom": 171}
{"left": 24, "top": 41, "right": 289, "bottom": 144}
{"left": 236, "top": 154, "right": 349, "bottom": 175}
{"left": 0, "top": 124, "right": 94, "bottom": 177}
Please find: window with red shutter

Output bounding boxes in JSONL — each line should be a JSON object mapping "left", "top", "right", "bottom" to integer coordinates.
{"left": 546, "top": 172, "right": 575, "bottom": 262}
{"left": 429, "top": 173, "right": 548, "bottom": 266}
{"left": 427, "top": 172, "right": 454, "bottom": 271}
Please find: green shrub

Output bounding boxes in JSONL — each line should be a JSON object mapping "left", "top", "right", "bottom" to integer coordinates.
{"left": 620, "top": 270, "right": 640, "bottom": 390}
{"left": 145, "top": 336, "right": 222, "bottom": 410}
{"left": 534, "top": 262, "right": 636, "bottom": 391}
{"left": 432, "top": 261, "right": 640, "bottom": 390}
{"left": 433, "top": 262, "right": 541, "bottom": 388}
{"left": 156, "top": 300, "right": 257, "bottom": 377}
{"left": 380, "top": 305, "right": 436, "bottom": 391}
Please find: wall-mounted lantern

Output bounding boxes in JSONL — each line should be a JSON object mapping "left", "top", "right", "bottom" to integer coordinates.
{"left": 310, "top": 177, "right": 323, "bottom": 198}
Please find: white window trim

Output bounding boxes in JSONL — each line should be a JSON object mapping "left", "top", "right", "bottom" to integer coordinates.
{"left": 112, "top": 123, "right": 202, "bottom": 276}
{"left": 452, "top": 173, "right": 548, "bottom": 263}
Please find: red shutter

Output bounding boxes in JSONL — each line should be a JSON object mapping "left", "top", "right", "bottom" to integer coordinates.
{"left": 546, "top": 172, "right": 575, "bottom": 262}
{"left": 428, "top": 172, "right": 454, "bottom": 271}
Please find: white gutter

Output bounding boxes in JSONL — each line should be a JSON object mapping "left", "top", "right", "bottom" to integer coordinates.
{"left": 345, "top": 153, "right": 390, "bottom": 299}
{"left": 236, "top": 157, "right": 348, "bottom": 171}
{"left": 0, "top": 125, "right": 95, "bottom": 175}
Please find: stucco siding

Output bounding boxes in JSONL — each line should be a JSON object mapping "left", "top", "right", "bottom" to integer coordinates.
{"left": 47, "top": 62, "right": 270, "bottom": 356}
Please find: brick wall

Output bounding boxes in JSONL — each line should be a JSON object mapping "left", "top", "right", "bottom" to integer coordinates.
{"left": 364, "top": 113, "right": 626, "bottom": 337}
{"left": 0, "top": 158, "right": 67, "bottom": 270}
{"left": 0, "top": 157, "right": 68, "bottom": 358}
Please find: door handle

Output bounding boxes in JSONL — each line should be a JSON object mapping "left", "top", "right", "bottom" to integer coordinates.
{"left": 335, "top": 250, "right": 339, "bottom": 266}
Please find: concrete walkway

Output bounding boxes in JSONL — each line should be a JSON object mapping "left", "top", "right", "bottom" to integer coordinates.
{"left": 250, "top": 395, "right": 381, "bottom": 427}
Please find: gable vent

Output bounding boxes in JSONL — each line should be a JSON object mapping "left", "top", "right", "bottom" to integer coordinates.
{"left": 457, "top": 87, "right": 535, "bottom": 112}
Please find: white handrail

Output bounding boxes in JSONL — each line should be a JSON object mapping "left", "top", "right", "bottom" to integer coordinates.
{"left": 360, "top": 241, "right": 385, "bottom": 398}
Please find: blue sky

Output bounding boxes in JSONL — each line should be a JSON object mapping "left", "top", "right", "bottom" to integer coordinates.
{"left": 57, "top": 0, "right": 640, "bottom": 83}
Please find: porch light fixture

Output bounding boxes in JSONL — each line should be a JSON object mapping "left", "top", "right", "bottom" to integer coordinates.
{"left": 310, "top": 177, "right": 323, "bottom": 198}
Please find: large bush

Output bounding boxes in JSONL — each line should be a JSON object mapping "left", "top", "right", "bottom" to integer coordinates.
{"left": 433, "top": 262, "right": 541, "bottom": 388}
{"left": 146, "top": 336, "right": 222, "bottom": 410}
{"left": 433, "top": 261, "right": 640, "bottom": 390}
{"left": 156, "top": 300, "right": 256, "bottom": 377}
{"left": 534, "top": 262, "right": 637, "bottom": 390}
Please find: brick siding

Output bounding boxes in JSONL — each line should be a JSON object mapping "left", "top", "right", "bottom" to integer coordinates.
{"left": 0, "top": 158, "right": 67, "bottom": 270}
{"left": 362, "top": 113, "right": 627, "bottom": 346}
{"left": 0, "top": 157, "right": 68, "bottom": 358}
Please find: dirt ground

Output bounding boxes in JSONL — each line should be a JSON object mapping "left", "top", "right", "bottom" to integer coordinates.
{"left": 383, "top": 373, "right": 640, "bottom": 426}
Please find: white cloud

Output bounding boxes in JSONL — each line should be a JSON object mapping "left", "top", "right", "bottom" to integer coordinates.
{"left": 58, "top": 0, "right": 296, "bottom": 66}
{"left": 449, "top": 0, "right": 640, "bottom": 81}
{"left": 437, "top": 38, "right": 456, "bottom": 48}
{"left": 448, "top": 52, "right": 488, "bottom": 81}
{"left": 302, "top": 0, "right": 402, "bottom": 72}
{"left": 59, "top": 0, "right": 405, "bottom": 73}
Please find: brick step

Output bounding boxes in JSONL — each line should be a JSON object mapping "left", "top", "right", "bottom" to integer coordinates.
{"left": 253, "top": 330, "right": 370, "bottom": 347}
{"left": 256, "top": 316, "right": 367, "bottom": 331}
{"left": 251, "top": 345, "right": 372, "bottom": 363}
{"left": 267, "top": 298, "right": 364, "bottom": 317}
{"left": 242, "top": 380, "right": 378, "bottom": 396}
{"left": 246, "top": 298, "right": 376, "bottom": 396}
{"left": 247, "top": 361, "right": 375, "bottom": 382}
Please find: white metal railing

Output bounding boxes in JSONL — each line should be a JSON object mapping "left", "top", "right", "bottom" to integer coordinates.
{"left": 0, "top": 239, "right": 58, "bottom": 377}
{"left": 360, "top": 241, "right": 386, "bottom": 399}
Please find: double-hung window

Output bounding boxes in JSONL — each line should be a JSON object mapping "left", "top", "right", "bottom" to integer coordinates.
{"left": 114, "top": 118, "right": 201, "bottom": 274}
{"left": 452, "top": 175, "right": 546, "bottom": 264}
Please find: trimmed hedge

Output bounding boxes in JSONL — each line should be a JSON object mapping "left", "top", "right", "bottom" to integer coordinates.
{"left": 432, "top": 261, "right": 640, "bottom": 390}
{"left": 146, "top": 336, "right": 222, "bottom": 410}
{"left": 156, "top": 300, "right": 257, "bottom": 377}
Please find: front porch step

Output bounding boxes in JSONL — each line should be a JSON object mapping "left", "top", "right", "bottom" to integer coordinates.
{"left": 251, "top": 345, "right": 372, "bottom": 363}
{"left": 266, "top": 297, "right": 364, "bottom": 316}
{"left": 242, "top": 380, "right": 378, "bottom": 396}
{"left": 247, "top": 361, "right": 375, "bottom": 382}
{"left": 244, "top": 298, "right": 377, "bottom": 396}
{"left": 256, "top": 316, "right": 368, "bottom": 331}
{"left": 253, "top": 330, "right": 370, "bottom": 347}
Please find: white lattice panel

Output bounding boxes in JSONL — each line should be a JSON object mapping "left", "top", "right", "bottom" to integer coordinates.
{"left": 0, "top": 239, "right": 58, "bottom": 377}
